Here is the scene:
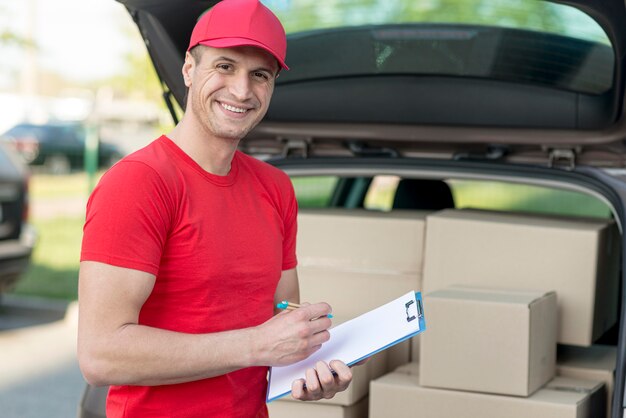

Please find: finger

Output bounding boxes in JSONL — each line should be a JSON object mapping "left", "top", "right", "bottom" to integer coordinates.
{"left": 307, "top": 316, "right": 332, "bottom": 334}
{"left": 315, "top": 361, "right": 337, "bottom": 398}
{"left": 304, "top": 367, "right": 322, "bottom": 399}
{"left": 329, "top": 360, "right": 353, "bottom": 390}
{"left": 301, "top": 302, "right": 332, "bottom": 321}
{"left": 308, "top": 329, "right": 331, "bottom": 348}
{"left": 291, "top": 379, "right": 306, "bottom": 400}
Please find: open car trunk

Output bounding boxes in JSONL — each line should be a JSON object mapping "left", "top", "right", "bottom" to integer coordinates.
{"left": 80, "top": 1, "right": 626, "bottom": 417}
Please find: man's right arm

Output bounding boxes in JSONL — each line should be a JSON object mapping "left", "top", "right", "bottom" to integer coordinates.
{"left": 77, "top": 261, "right": 332, "bottom": 387}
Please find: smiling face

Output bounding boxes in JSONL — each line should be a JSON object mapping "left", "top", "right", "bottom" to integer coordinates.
{"left": 183, "top": 45, "right": 279, "bottom": 142}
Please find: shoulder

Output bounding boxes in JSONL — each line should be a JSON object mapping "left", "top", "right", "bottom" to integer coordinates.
{"left": 101, "top": 136, "right": 184, "bottom": 188}
{"left": 91, "top": 137, "right": 182, "bottom": 210}
{"left": 236, "top": 152, "right": 296, "bottom": 216}
{"left": 119, "top": 136, "right": 173, "bottom": 172}
{"left": 236, "top": 151, "right": 291, "bottom": 185}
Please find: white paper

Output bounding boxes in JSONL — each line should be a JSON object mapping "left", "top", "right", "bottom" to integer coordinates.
{"left": 267, "top": 290, "right": 422, "bottom": 401}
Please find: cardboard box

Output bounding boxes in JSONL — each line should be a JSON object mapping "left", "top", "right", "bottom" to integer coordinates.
{"left": 297, "top": 209, "right": 428, "bottom": 273}
{"left": 298, "top": 267, "right": 421, "bottom": 318}
{"left": 269, "top": 395, "right": 368, "bottom": 418}
{"left": 419, "top": 287, "right": 557, "bottom": 396}
{"left": 557, "top": 345, "right": 616, "bottom": 418}
{"left": 297, "top": 209, "right": 426, "bottom": 318}
{"left": 370, "top": 363, "right": 606, "bottom": 418}
{"left": 409, "top": 334, "right": 420, "bottom": 363}
{"left": 387, "top": 339, "right": 411, "bottom": 371}
{"left": 423, "top": 209, "right": 620, "bottom": 346}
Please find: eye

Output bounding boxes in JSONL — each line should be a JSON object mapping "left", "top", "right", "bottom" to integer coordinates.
{"left": 217, "top": 63, "right": 233, "bottom": 71}
{"left": 253, "top": 71, "right": 270, "bottom": 81}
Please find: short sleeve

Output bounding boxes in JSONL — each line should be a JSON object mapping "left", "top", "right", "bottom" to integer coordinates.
{"left": 281, "top": 178, "right": 298, "bottom": 271}
{"left": 80, "top": 161, "right": 173, "bottom": 276}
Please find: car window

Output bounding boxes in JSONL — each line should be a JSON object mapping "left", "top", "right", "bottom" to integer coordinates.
{"left": 267, "top": 0, "right": 613, "bottom": 95}
{"left": 448, "top": 179, "right": 612, "bottom": 219}
{"left": 292, "top": 174, "right": 612, "bottom": 219}
{"left": 291, "top": 176, "right": 339, "bottom": 208}
{"left": 266, "top": 0, "right": 608, "bottom": 43}
{"left": 364, "top": 175, "right": 399, "bottom": 211}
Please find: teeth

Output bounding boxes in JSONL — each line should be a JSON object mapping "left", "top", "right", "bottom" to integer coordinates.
{"left": 221, "top": 103, "right": 247, "bottom": 113}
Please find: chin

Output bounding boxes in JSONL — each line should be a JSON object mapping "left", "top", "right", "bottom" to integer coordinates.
{"left": 215, "top": 128, "right": 249, "bottom": 141}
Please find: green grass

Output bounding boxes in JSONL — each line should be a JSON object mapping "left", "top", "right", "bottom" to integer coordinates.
{"left": 31, "top": 172, "right": 104, "bottom": 199}
{"left": 8, "top": 172, "right": 93, "bottom": 300}
{"left": 10, "top": 216, "right": 84, "bottom": 300}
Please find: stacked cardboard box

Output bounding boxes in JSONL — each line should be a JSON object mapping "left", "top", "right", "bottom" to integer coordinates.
{"left": 419, "top": 287, "right": 557, "bottom": 396}
{"left": 269, "top": 210, "right": 426, "bottom": 417}
{"left": 268, "top": 396, "right": 368, "bottom": 418}
{"left": 370, "top": 363, "right": 606, "bottom": 418}
{"left": 557, "top": 345, "right": 617, "bottom": 418}
{"left": 297, "top": 209, "right": 427, "bottom": 317}
{"left": 422, "top": 209, "right": 620, "bottom": 346}
{"left": 368, "top": 209, "right": 618, "bottom": 418}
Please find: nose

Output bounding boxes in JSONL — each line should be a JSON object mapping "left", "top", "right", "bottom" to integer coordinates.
{"left": 227, "top": 72, "right": 253, "bottom": 102}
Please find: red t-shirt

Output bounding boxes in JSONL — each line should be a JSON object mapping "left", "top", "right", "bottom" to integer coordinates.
{"left": 81, "top": 135, "right": 298, "bottom": 418}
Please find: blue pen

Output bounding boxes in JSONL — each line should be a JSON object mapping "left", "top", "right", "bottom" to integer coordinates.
{"left": 276, "top": 300, "right": 333, "bottom": 318}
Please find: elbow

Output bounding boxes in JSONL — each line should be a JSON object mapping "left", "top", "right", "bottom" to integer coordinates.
{"left": 77, "top": 346, "right": 116, "bottom": 387}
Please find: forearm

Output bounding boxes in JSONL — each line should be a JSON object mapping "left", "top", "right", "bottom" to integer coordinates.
{"left": 79, "top": 323, "right": 257, "bottom": 387}
{"left": 78, "top": 264, "right": 326, "bottom": 387}
{"left": 273, "top": 268, "right": 300, "bottom": 315}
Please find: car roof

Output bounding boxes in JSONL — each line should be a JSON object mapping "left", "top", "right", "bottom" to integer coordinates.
{"left": 116, "top": 0, "right": 626, "bottom": 166}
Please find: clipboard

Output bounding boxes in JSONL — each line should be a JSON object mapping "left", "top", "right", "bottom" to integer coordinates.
{"left": 266, "top": 291, "right": 426, "bottom": 402}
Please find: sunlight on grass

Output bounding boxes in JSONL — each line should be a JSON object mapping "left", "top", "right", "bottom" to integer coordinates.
{"left": 30, "top": 172, "right": 104, "bottom": 199}
{"left": 10, "top": 172, "right": 90, "bottom": 300}
{"left": 11, "top": 216, "right": 83, "bottom": 300}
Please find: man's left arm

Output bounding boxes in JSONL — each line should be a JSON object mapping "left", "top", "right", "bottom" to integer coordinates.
{"left": 273, "top": 268, "right": 353, "bottom": 401}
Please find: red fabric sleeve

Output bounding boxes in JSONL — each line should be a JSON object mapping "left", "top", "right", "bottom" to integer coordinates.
{"left": 80, "top": 161, "right": 173, "bottom": 276}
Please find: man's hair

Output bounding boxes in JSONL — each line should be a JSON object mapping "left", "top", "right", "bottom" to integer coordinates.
{"left": 183, "top": 46, "right": 206, "bottom": 107}
{"left": 189, "top": 45, "right": 205, "bottom": 64}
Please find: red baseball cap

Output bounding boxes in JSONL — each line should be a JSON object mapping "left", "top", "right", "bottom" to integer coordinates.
{"left": 188, "top": 0, "right": 289, "bottom": 70}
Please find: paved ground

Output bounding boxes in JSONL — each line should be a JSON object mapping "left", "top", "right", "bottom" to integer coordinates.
{"left": 0, "top": 296, "right": 86, "bottom": 418}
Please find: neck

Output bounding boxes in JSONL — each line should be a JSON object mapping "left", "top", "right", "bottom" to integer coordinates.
{"left": 167, "top": 117, "right": 240, "bottom": 176}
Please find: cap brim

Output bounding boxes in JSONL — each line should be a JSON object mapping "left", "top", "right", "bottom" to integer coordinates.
{"left": 196, "top": 38, "right": 289, "bottom": 70}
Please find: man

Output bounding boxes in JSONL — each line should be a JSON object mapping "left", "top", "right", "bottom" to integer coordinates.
{"left": 77, "top": 0, "right": 354, "bottom": 416}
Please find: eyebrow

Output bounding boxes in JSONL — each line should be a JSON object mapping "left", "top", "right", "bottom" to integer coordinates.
{"left": 214, "top": 56, "right": 237, "bottom": 64}
{"left": 213, "top": 56, "right": 277, "bottom": 75}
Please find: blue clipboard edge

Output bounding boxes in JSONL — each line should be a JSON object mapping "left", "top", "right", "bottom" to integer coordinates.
{"left": 266, "top": 292, "right": 426, "bottom": 403}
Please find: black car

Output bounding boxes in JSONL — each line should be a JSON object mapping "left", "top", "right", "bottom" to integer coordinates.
{"left": 79, "top": 0, "right": 626, "bottom": 417}
{"left": 0, "top": 142, "right": 36, "bottom": 295}
{"left": 0, "top": 122, "right": 123, "bottom": 174}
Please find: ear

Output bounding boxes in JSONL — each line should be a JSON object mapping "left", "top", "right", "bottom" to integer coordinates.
{"left": 182, "top": 52, "right": 195, "bottom": 87}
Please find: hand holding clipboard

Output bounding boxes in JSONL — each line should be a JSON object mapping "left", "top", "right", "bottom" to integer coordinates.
{"left": 267, "top": 291, "right": 426, "bottom": 402}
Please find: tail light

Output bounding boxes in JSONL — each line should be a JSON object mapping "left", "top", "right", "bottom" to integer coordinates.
{"left": 8, "top": 136, "right": 40, "bottom": 163}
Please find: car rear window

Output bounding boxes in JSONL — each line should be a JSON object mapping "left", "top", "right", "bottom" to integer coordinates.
{"left": 448, "top": 179, "right": 612, "bottom": 219}
{"left": 292, "top": 176, "right": 339, "bottom": 207}
{"left": 266, "top": 0, "right": 613, "bottom": 95}
{"left": 292, "top": 175, "right": 612, "bottom": 219}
